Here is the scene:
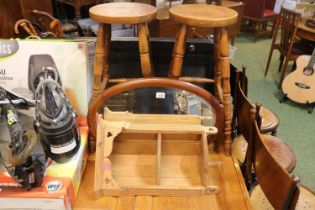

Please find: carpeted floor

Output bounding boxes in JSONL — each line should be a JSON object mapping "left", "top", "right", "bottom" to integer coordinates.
{"left": 232, "top": 32, "right": 315, "bottom": 191}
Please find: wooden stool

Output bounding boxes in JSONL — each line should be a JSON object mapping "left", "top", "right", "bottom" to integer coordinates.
{"left": 89, "top": 2, "right": 157, "bottom": 99}
{"left": 169, "top": 4, "right": 238, "bottom": 154}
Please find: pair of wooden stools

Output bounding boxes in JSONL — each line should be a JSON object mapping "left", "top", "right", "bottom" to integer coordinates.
{"left": 89, "top": 2, "right": 238, "bottom": 154}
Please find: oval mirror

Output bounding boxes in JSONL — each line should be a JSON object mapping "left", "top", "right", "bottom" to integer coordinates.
{"left": 88, "top": 78, "right": 224, "bottom": 151}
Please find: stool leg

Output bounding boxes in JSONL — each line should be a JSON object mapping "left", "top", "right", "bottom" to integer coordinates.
{"left": 214, "top": 28, "right": 222, "bottom": 102}
{"left": 92, "top": 23, "right": 111, "bottom": 100}
{"left": 219, "top": 27, "right": 232, "bottom": 156}
{"left": 170, "top": 25, "right": 180, "bottom": 73}
{"left": 145, "top": 23, "right": 154, "bottom": 74}
{"left": 169, "top": 24, "right": 187, "bottom": 78}
{"left": 138, "top": 22, "right": 153, "bottom": 77}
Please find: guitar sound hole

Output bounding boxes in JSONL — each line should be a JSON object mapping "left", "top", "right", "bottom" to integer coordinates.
{"left": 303, "top": 67, "right": 314, "bottom": 76}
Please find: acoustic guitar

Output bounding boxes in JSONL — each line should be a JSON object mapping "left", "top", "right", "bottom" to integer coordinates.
{"left": 282, "top": 48, "right": 315, "bottom": 104}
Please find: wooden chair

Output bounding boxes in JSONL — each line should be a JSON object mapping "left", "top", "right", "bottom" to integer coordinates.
{"left": 89, "top": 2, "right": 157, "bottom": 100}
{"left": 232, "top": 66, "right": 280, "bottom": 135}
{"left": 250, "top": 119, "right": 315, "bottom": 210}
{"left": 264, "top": 7, "right": 313, "bottom": 88}
{"left": 231, "top": 70, "right": 296, "bottom": 188}
{"left": 242, "top": 0, "right": 278, "bottom": 42}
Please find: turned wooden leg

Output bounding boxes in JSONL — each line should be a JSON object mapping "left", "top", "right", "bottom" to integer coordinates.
{"left": 214, "top": 28, "right": 222, "bottom": 102}
{"left": 92, "top": 23, "right": 111, "bottom": 100}
{"left": 219, "top": 27, "right": 232, "bottom": 155}
{"left": 169, "top": 24, "right": 187, "bottom": 78}
{"left": 145, "top": 23, "right": 154, "bottom": 74}
{"left": 138, "top": 23, "right": 153, "bottom": 77}
{"left": 170, "top": 25, "right": 180, "bottom": 73}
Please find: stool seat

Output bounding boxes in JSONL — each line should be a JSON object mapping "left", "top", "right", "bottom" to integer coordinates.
{"left": 259, "top": 106, "right": 279, "bottom": 134}
{"left": 89, "top": 2, "right": 157, "bottom": 24}
{"left": 232, "top": 134, "right": 296, "bottom": 173}
{"left": 169, "top": 4, "right": 238, "bottom": 28}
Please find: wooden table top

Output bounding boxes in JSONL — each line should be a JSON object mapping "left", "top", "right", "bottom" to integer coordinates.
{"left": 89, "top": 2, "right": 157, "bottom": 24}
{"left": 169, "top": 4, "right": 238, "bottom": 27}
{"left": 74, "top": 153, "right": 253, "bottom": 210}
{"left": 297, "top": 20, "right": 315, "bottom": 42}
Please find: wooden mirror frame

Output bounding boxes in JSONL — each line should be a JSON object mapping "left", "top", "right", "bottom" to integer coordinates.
{"left": 88, "top": 77, "right": 225, "bottom": 152}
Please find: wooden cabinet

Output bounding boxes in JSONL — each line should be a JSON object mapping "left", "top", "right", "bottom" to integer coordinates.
{"left": 0, "top": 0, "right": 52, "bottom": 38}
{"left": 150, "top": 0, "right": 244, "bottom": 44}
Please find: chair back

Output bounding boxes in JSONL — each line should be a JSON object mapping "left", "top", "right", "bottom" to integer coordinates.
{"left": 233, "top": 71, "right": 253, "bottom": 141}
{"left": 278, "top": 7, "right": 302, "bottom": 52}
{"left": 243, "top": 0, "right": 265, "bottom": 19}
{"left": 232, "top": 67, "right": 249, "bottom": 138}
{"left": 232, "top": 70, "right": 256, "bottom": 187}
{"left": 253, "top": 122, "right": 300, "bottom": 210}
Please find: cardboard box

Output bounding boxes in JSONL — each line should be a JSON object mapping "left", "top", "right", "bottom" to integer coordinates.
{"left": 0, "top": 39, "right": 95, "bottom": 116}
{"left": 0, "top": 121, "right": 89, "bottom": 210}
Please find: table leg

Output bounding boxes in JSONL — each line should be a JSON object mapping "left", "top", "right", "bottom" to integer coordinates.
{"left": 219, "top": 27, "right": 232, "bottom": 155}
{"left": 169, "top": 24, "right": 187, "bottom": 78}
{"left": 92, "top": 23, "right": 111, "bottom": 101}
{"left": 214, "top": 28, "right": 222, "bottom": 102}
{"left": 138, "top": 23, "right": 153, "bottom": 77}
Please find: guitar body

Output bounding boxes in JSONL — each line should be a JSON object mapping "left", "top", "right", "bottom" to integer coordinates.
{"left": 282, "top": 55, "right": 315, "bottom": 104}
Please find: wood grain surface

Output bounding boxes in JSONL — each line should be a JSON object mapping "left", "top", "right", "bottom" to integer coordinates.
{"left": 89, "top": 2, "right": 157, "bottom": 24}
{"left": 74, "top": 152, "right": 253, "bottom": 210}
{"left": 169, "top": 4, "right": 238, "bottom": 27}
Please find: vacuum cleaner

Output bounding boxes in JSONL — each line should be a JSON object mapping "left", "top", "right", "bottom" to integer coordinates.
{"left": 0, "top": 87, "right": 46, "bottom": 190}
{"left": 30, "top": 54, "right": 80, "bottom": 163}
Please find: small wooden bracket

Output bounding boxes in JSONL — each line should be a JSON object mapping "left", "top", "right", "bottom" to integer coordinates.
{"left": 103, "top": 121, "right": 124, "bottom": 157}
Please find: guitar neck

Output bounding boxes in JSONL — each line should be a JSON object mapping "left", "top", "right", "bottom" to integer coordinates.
{"left": 308, "top": 48, "right": 315, "bottom": 68}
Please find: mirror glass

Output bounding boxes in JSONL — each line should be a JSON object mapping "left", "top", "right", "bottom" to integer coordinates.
{"left": 100, "top": 87, "right": 216, "bottom": 126}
